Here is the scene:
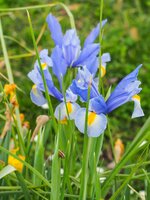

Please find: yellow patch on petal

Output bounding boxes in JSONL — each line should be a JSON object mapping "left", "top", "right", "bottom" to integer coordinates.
{"left": 60, "top": 117, "right": 67, "bottom": 125}
{"left": 132, "top": 94, "right": 140, "bottom": 101}
{"left": 8, "top": 149, "right": 25, "bottom": 172}
{"left": 41, "top": 63, "right": 47, "bottom": 69}
{"left": 32, "top": 84, "right": 38, "bottom": 95}
{"left": 66, "top": 102, "right": 72, "bottom": 114}
{"left": 88, "top": 112, "right": 96, "bottom": 126}
{"left": 100, "top": 66, "right": 106, "bottom": 77}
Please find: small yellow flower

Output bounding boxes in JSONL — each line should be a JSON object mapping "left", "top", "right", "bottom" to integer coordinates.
{"left": 4, "top": 84, "right": 16, "bottom": 96}
{"left": 8, "top": 149, "right": 25, "bottom": 172}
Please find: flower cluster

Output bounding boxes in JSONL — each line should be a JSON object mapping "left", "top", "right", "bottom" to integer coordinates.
{"left": 28, "top": 14, "right": 144, "bottom": 137}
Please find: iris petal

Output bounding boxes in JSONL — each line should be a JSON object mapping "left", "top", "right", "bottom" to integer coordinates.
{"left": 75, "top": 108, "right": 107, "bottom": 137}
{"left": 30, "top": 86, "right": 46, "bottom": 106}
{"left": 51, "top": 46, "right": 68, "bottom": 86}
{"left": 46, "top": 14, "right": 63, "bottom": 46}
{"left": 132, "top": 96, "right": 144, "bottom": 118}
{"left": 54, "top": 102, "right": 80, "bottom": 120}
{"left": 62, "top": 29, "right": 81, "bottom": 66}
{"left": 84, "top": 19, "right": 107, "bottom": 47}
{"left": 74, "top": 44, "right": 99, "bottom": 67}
{"left": 106, "top": 65, "right": 142, "bottom": 113}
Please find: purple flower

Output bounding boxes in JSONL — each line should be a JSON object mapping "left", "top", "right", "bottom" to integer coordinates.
{"left": 46, "top": 14, "right": 108, "bottom": 77}
{"left": 28, "top": 50, "right": 80, "bottom": 120}
{"left": 73, "top": 65, "right": 144, "bottom": 137}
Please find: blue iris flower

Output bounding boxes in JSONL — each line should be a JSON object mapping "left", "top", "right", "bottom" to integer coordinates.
{"left": 72, "top": 65, "right": 144, "bottom": 137}
{"left": 28, "top": 49, "right": 80, "bottom": 121}
{"left": 46, "top": 14, "right": 108, "bottom": 78}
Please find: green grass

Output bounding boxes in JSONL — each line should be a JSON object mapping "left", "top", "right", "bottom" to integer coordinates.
{"left": 0, "top": 0, "right": 150, "bottom": 199}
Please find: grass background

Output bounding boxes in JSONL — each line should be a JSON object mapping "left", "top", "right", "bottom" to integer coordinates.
{"left": 0, "top": 0, "right": 150, "bottom": 143}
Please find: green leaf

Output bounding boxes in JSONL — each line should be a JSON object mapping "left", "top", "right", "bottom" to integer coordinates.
{"left": 0, "top": 165, "right": 16, "bottom": 179}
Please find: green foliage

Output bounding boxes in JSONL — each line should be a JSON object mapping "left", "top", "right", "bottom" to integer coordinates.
{"left": 0, "top": 1, "right": 150, "bottom": 200}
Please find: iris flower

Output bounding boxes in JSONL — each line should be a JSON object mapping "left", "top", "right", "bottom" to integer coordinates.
{"left": 71, "top": 65, "right": 144, "bottom": 137}
{"left": 28, "top": 50, "right": 79, "bottom": 122}
{"left": 46, "top": 14, "right": 109, "bottom": 79}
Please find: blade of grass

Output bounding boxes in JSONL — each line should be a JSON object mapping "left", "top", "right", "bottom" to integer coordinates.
{"left": 110, "top": 146, "right": 149, "bottom": 200}
{"left": 51, "top": 121, "right": 61, "bottom": 200}
{"left": 15, "top": 171, "right": 31, "bottom": 200}
{"left": 102, "top": 116, "right": 150, "bottom": 197}
{"left": 0, "top": 3, "right": 75, "bottom": 29}
{"left": 0, "top": 18, "right": 24, "bottom": 144}
{"left": 33, "top": 128, "right": 44, "bottom": 186}
{"left": 4, "top": 35, "right": 33, "bottom": 53}
{"left": 26, "top": 10, "right": 57, "bottom": 134}
{"left": 79, "top": 81, "right": 92, "bottom": 200}
{"left": 0, "top": 146, "right": 51, "bottom": 188}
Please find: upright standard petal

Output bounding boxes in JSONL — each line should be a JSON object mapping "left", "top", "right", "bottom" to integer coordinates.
{"left": 62, "top": 29, "right": 81, "bottom": 66}
{"left": 75, "top": 108, "right": 107, "bottom": 137}
{"left": 51, "top": 46, "right": 68, "bottom": 86}
{"left": 106, "top": 65, "right": 142, "bottom": 113}
{"left": 131, "top": 95, "right": 144, "bottom": 118}
{"left": 46, "top": 14, "right": 63, "bottom": 46}
{"left": 30, "top": 85, "right": 47, "bottom": 106}
{"left": 84, "top": 19, "right": 107, "bottom": 47}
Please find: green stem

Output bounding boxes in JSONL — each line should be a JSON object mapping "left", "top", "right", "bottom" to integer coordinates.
{"left": 79, "top": 138, "right": 92, "bottom": 200}
{"left": 79, "top": 83, "right": 92, "bottom": 200}
{"left": 0, "top": 3, "right": 75, "bottom": 29}
{"left": 26, "top": 10, "right": 57, "bottom": 134}
{"left": 0, "top": 20, "right": 13, "bottom": 83}
{"left": 98, "top": 0, "right": 104, "bottom": 93}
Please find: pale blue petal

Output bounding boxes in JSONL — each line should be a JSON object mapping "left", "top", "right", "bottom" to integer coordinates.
{"left": 74, "top": 108, "right": 86, "bottom": 133}
{"left": 84, "top": 19, "right": 107, "bottom": 47}
{"left": 54, "top": 102, "right": 80, "bottom": 120}
{"left": 88, "top": 113, "right": 107, "bottom": 137}
{"left": 28, "top": 69, "right": 42, "bottom": 85}
{"left": 132, "top": 99, "right": 144, "bottom": 118}
{"left": 65, "top": 88, "right": 77, "bottom": 102}
{"left": 46, "top": 14, "right": 63, "bottom": 46}
{"left": 101, "top": 53, "right": 111, "bottom": 63}
{"left": 30, "top": 87, "right": 47, "bottom": 106}
{"left": 75, "top": 108, "right": 107, "bottom": 137}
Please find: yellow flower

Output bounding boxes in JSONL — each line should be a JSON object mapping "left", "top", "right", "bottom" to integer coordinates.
{"left": 8, "top": 149, "right": 25, "bottom": 172}
{"left": 4, "top": 84, "right": 16, "bottom": 96}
